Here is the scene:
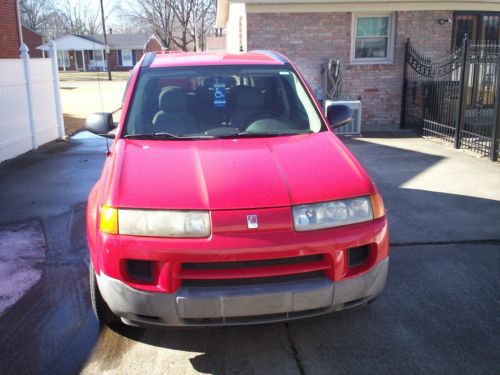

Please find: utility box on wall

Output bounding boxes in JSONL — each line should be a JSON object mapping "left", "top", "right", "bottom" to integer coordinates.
{"left": 324, "top": 100, "right": 362, "bottom": 135}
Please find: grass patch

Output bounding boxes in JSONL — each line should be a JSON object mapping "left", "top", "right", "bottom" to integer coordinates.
{"left": 59, "top": 71, "right": 129, "bottom": 82}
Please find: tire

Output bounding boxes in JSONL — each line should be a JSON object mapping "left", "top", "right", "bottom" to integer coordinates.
{"left": 89, "top": 262, "right": 120, "bottom": 327}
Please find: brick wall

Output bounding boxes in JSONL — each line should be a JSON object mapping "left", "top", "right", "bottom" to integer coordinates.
{"left": 108, "top": 50, "right": 119, "bottom": 70}
{"left": 247, "top": 11, "right": 453, "bottom": 130}
{"left": 108, "top": 49, "right": 143, "bottom": 71}
{"left": 68, "top": 51, "right": 76, "bottom": 70}
{"left": 145, "top": 38, "right": 163, "bottom": 52}
{"left": 0, "top": 0, "right": 21, "bottom": 58}
{"left": 136, "top": 49, "right": 144, "bottom": 62}
{"left": 21, "top": 26, "right": 42, "bottom": 58}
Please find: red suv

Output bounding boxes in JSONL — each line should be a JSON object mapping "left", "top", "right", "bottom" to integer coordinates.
{"left": 85, "top": 51, "right": 388, "bottom": 327}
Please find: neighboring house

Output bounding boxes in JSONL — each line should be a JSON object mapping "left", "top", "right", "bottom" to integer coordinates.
{"left": 0, "top": 0, "right": 22, "bottom": 58}
{"left": 215, "top": 0, "right": 500, "bottom": 130}
{"left": 37, "top": 33, "right": 164, "bottom": 71}
{"left": 21, "top": 26, "right": 43, "bottom": 58}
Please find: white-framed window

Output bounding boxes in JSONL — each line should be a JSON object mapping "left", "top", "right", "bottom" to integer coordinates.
{"left": 351, "top": 13, "right": 396, "bottom": 64}
{"left": 121, "top": 49, "right": 133, "bottom": 67}
{"left": 57, "top": 50, "right": 70, "bottom": 68}
{"left": 94, "top": 49, "right": 104, "bottom": 61}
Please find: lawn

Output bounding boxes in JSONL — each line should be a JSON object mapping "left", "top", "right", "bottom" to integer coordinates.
{"left": 58, "top": 71, "right": 130, "bottom": 82}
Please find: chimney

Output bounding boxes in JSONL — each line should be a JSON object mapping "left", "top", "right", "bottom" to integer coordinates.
{"left": 109, "top": 28, "right": 112, "bottom": 34}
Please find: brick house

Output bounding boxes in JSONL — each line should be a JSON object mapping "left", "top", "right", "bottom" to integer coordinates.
{"left": 21, "top": 26, "right": 43, "bottom": 58}
{"left": 37, "top": 33, "right": 164, "bottom": 71}
{"left": 215, "top": 0, "right": 500, "bottom": 130}
{"left": 0, "top": 0, "right": 22, "bottom": 58}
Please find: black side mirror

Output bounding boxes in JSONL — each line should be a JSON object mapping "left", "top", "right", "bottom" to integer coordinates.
{"left": 85, "top": 113, "right": 114, "bottom": 136}
{"left": 327, "top": 104, "right": 353, "bottom": 129}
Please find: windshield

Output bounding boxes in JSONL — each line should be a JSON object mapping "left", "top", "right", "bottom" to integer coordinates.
{"left": 123, "top": 65, "right": 325, "bottom": 139}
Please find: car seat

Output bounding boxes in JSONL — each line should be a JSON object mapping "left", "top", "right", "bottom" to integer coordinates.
{"left": 152, "top": 87, "right": 199, "bottom": 135}
{"left": 230, "top": 86, "right": 267, "bottom": 130}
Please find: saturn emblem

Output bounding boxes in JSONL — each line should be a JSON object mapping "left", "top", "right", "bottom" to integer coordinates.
{"left": 247, "top": 214, "right": 258, "bottom": 229}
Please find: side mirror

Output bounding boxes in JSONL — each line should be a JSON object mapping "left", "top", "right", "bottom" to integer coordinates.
{"left": 85, "top": 112, "right": 114, "bottom": 136}
{"left": 327, "top": 104, "right": 353, "bottom": 129}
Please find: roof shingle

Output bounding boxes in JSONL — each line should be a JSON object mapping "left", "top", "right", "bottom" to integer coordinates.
{"left": 74, "top": 33, "right": 150, "bottom": 49}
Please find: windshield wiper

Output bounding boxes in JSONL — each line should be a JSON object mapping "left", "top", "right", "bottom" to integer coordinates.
{"left": 123, "top": 132, "right": 216, "bottom": 140}
{"left": 218, "top": 130, "right": 312, "bottom": 139}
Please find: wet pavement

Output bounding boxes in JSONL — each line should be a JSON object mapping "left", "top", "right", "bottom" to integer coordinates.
{"left": 0, "top": 137, "right": 104, "bottom": 374}
{"left": 0, "top": 134, "right": 499, "bottom": 374}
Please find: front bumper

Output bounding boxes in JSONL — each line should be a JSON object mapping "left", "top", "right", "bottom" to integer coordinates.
{"left": 97, "top": 257, "right": 388, "bottom": 326}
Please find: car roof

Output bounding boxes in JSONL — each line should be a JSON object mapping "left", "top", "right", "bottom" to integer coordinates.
{"left": 147, "top": 51, "right": 288, "bottom": 68}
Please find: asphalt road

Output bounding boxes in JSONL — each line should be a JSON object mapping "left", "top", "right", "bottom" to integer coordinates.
{"left": 0, "top": 133, "right": 498, "bottom": 374}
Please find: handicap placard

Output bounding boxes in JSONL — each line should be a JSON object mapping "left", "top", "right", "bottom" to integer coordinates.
{"left": 213, "top": 83, "right": 226, "bottom": 108}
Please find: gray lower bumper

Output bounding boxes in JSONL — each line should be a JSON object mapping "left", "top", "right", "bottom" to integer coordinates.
{"left": 97, "top": 258, "right": 388, "bottom": 326}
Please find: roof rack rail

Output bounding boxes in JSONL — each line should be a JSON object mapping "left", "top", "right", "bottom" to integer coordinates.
{"left": 250, "top": 50, "right": 288, "bottom": 64}
{"left": 142, "top": 52, "right": 157, "bottom": 67}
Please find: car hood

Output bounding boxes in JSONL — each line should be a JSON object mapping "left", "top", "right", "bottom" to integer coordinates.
{"left": 105, "top": 132, "right": 374, "bottom": 210}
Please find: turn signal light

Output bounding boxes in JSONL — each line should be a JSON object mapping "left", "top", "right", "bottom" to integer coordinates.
{"left": 370, "top": 193, "right": 385, "bottom": 219}
{"left": 100, "top": 205, "right": 118, "bottom": 234}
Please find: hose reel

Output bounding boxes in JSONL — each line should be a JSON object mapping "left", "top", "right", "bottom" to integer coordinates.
{"left": 323, "top": 58, "right": 343, "bottom": 100}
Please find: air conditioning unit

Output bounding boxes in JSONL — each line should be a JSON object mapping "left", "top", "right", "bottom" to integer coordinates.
{"left": 324, "top": 100, "right": 362, "bottom": 135}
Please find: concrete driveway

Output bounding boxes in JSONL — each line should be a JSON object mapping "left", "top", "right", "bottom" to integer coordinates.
{"left": 0, "top": 133, "right": 498, "bottom": 374}
{"left": 60, "top": 80, "right": 126, "bottom": 135}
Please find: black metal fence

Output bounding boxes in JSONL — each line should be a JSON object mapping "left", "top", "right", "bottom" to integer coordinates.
{"left": 401, "top": 37, "right": 500, "bottom": 161}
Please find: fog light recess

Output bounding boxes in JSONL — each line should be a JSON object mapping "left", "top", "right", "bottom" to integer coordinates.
{"left": 126, "top": 259, "right": 154, "bottom": 282}
{"left": 347, "top": 245, "right": 370, "bottom": 267}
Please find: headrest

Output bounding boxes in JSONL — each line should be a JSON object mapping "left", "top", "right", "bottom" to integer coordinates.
{"left": 194, "top": 86, "right": 212, "bottom": 105}
{"left": 232, "top": 86, "right": 265, "bottom": 109}
{"left": 159, "top": 87, "right": 188, "bottom": 111}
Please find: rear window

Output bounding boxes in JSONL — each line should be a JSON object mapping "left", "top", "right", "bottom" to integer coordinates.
{"left": 123, "top": 65, "right": 325, "bottom": 138}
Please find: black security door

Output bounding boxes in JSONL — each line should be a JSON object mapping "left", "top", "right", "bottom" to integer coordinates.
{"left": 453, "top": 12, "right": 500, "bottom": 48}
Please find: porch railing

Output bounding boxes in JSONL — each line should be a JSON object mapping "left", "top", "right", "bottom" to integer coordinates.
{"left": 89, "top": 59, "right": 107, "bottom": 71}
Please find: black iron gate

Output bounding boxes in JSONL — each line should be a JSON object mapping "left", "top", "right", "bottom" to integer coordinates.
{"left": 401, "top": 37, "right": 500, "bottom": 161}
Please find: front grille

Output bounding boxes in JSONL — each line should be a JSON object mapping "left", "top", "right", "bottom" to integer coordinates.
{"left": 179, "top": 254, "right": 329, "bottom": 287}
{"left": 182, "top": 254, "right": 324, "bottom": 270}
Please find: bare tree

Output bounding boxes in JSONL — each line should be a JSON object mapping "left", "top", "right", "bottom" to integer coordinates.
{"left": 58, "top": 0, "right": 101, "bottom": 34}
{"left": 128, "top": 0, "right": 175, "bottom": 49}
{"left": 170, "top": 0, "right": 193, "bottom": 51}
{"left": 20, "top": 0, "right": 56, "bottom": 35}
{"left": 109, "top": 15, "right": 149, "bottom": 34}
{"left": 189, "top": 0, "right": 216, "bottom": 51}
{"left": 126, "top": 0, "right": 216, "bottom": 51}
{"left": 43, "top": 10, "right": 69, "bottom": 39}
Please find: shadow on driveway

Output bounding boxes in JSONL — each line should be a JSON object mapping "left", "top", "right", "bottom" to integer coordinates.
{"left": 83, "top": 136, "right": 500, "bottom": 374}
{"left": 0, "top": 136, "right": 499, "bottom": 374}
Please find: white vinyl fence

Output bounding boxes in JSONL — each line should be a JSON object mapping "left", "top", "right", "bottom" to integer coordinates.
{"left": 0, "top": 41, "right": 64, "bottom": 163}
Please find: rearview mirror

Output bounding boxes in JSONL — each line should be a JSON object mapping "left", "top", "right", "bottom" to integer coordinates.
{"left": 85, "top": 112, "right": 114, "bottom": 136}
{"left": 326, "top": 104, "right": 353, "bottom": 129}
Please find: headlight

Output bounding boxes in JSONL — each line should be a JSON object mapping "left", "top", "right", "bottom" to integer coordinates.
{"left": 293, "top": 196, "right": 374, "bottom": 231}
{"left": 117, "top": 209, "right": 210, "bottom": 237}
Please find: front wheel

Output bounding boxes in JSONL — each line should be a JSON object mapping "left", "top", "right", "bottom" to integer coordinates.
{"left": 89, "top": 262, "right": 120, "bottom": 327}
